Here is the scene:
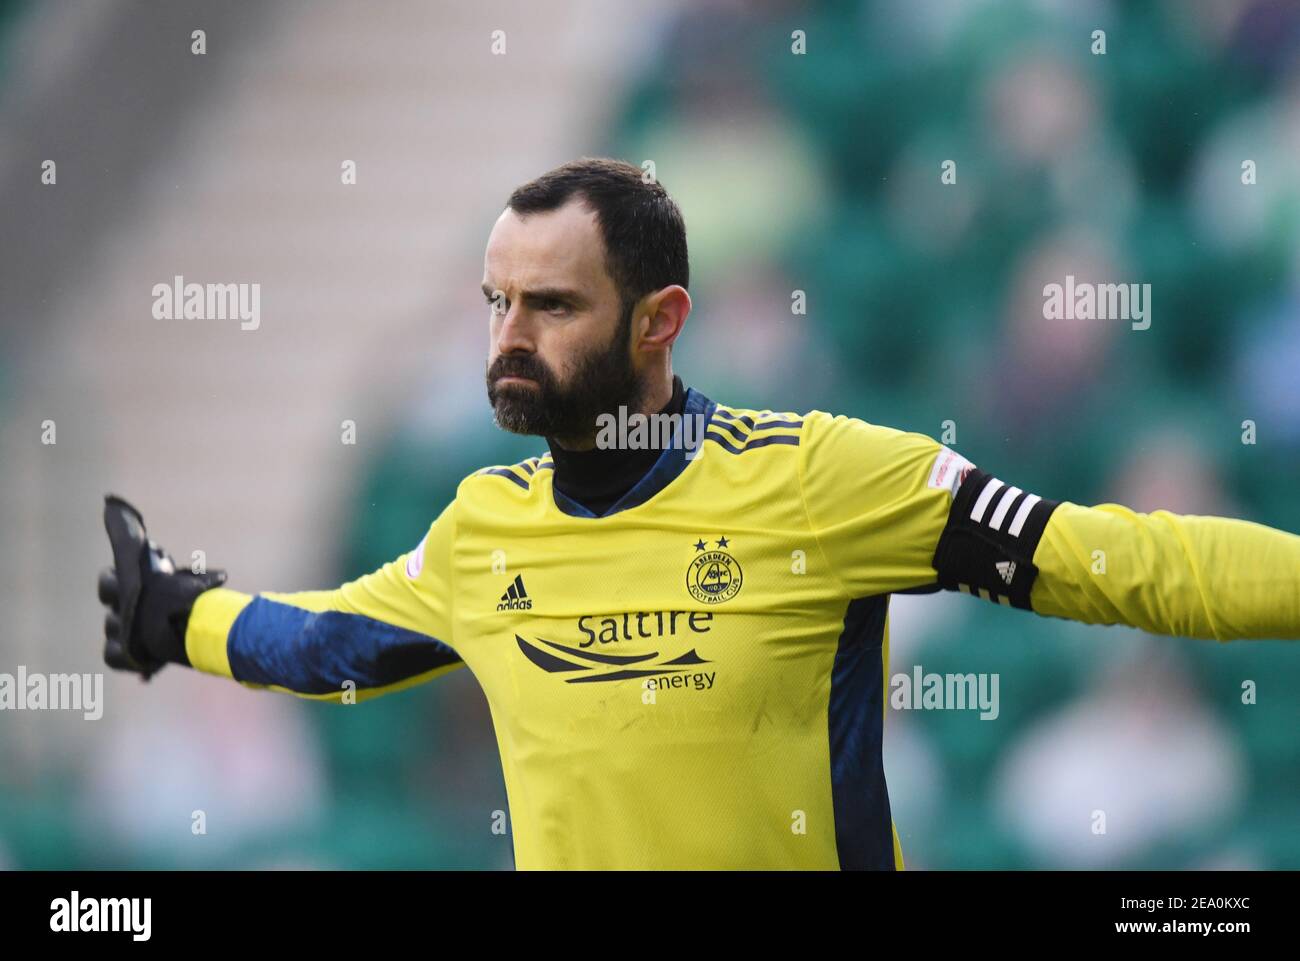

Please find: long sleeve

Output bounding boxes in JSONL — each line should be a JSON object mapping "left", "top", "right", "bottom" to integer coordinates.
{"left": 799, "top": 409, "right": 1300, "bottom": 642}
{"left": 1030, "top": 501, "right": 1300, "bottom": 641}
{"left": 183, "top": 501, "right": 463, "bottom": 701}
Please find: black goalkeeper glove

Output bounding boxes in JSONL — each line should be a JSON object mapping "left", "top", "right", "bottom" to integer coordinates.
{"left": 98, "top": 494, "right": 227, "bottom": 680}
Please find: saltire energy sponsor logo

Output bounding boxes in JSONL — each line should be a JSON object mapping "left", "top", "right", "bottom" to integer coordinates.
{"left": 516, "top": 634, "right": 713, "bottom": 686}
{"left": 514, "top": 609, "right": 716, "bottom": 686}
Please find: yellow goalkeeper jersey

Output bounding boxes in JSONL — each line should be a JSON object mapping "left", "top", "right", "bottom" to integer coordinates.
{"left": 184, "top": 384, "right": 1300, "bottom": 869}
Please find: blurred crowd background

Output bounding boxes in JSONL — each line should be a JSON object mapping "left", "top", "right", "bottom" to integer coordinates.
{"left": 1, "top": 0, "right": 1298, "bottom": 870}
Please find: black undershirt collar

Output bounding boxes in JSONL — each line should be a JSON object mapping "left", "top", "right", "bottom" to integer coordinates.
{"left": 547, "top": 375, "right": 686, "bottom": 516}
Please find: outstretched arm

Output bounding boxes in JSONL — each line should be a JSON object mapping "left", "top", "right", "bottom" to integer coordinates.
{"left": 1028, "top": 501, "right": 1300, "bottom": 641}
{"left": 796, "top": 412, "right": 1300, "bottom": 641}
{"left": 927, "top": 466, "right": 1300, "bottom": 641}
{"left": 99, "top": 496, "right": 463, "bottom": 701}
{"left": 185, "top": 558, "right": 463, "bottom": 702}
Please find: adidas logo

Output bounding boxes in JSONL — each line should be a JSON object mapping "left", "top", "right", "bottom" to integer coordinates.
{"left": 994, "top": 560, "right": 1016, "bottom": 585}
{"left": 496, "top": 574, "right": 533, "bottom": 611}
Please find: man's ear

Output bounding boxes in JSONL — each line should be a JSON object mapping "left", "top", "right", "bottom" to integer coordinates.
{"left": 636, "top": 285, "right": 691, "bottom": 351}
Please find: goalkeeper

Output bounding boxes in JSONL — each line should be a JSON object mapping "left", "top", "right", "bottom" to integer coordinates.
{"left": 98, "top": 158, "right": 1300, "bottom": 870}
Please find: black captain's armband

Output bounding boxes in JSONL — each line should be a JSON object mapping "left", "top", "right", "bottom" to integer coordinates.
{"left": 931, "top": 468, "right": 1061, "bottom": 609}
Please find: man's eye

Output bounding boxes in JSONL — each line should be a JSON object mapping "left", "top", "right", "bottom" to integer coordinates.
{"left": 541, "top": 299, "right": 568, "bottom": 313}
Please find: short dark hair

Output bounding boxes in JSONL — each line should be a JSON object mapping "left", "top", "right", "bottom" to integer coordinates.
{"left": 506, "top": 157, "right": 689, "bottom": 320}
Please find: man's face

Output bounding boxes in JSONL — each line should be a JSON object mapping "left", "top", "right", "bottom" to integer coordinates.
{"left": 482, "top": 200, "right": 644, "bottom": 444}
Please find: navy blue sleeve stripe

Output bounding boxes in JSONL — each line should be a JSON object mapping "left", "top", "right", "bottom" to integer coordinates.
{"left": 228, "top": 596, "right": 461, "bottom": 695}
{"left": 740, "top": 434, "right": 800, "bottom": 451}
{"left": 709, "top": 417, "right": 749, "bottom": 442}
{"left": 482, "top": 467, "right": 530, "bottom": 489}
{"left": 705, "top": 429, "right": 802, "bottom": 455}
{"left": 704, "top": 429, "right": 746, "bottom": 454}
{"left": 713, "top": 409, "right": 755, "bottom": 430}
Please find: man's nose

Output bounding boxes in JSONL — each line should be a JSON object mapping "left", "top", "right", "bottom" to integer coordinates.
{"left": 496, "top": 305, "right": 535, "bottom": 353}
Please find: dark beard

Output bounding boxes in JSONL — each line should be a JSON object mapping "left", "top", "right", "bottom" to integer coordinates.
{"left": 486, "top": 305, "right": 646, "bottom": 443}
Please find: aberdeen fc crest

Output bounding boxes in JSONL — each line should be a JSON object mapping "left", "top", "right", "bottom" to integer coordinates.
{"left": 687, "top": 535, "right": 743, "bottom": 605}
